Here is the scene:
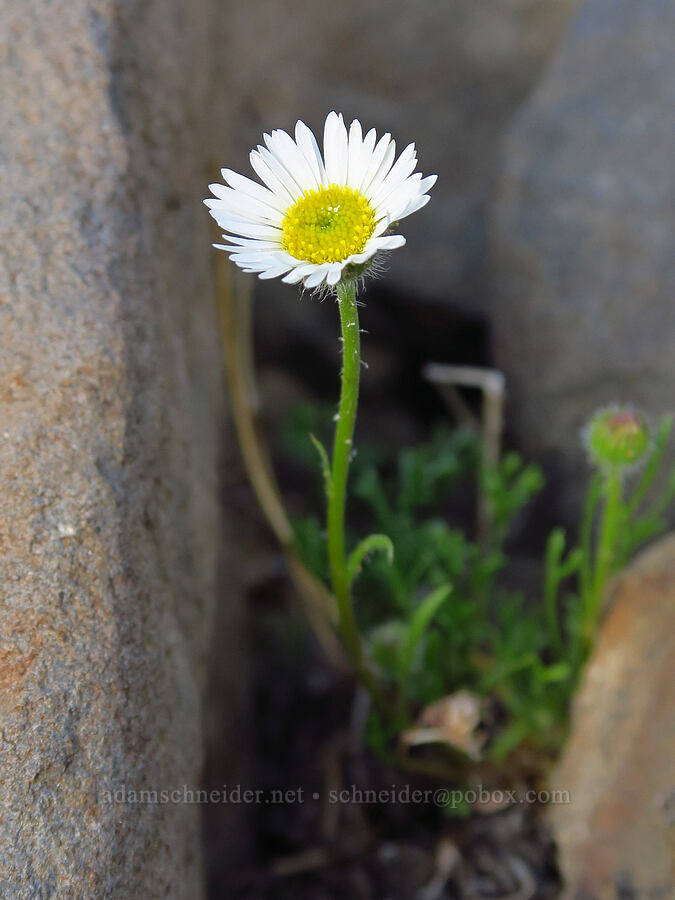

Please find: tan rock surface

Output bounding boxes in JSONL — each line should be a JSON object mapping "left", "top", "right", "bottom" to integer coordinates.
{"left": 0, "top": 1, "right": 242, "bottom": 896}
{"left": 549, "top": 534, "right": 675, "bottom": 900}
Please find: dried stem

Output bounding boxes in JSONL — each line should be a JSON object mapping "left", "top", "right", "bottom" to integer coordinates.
{"left": 214, "top": 249, "right": 347, "bottom": 669}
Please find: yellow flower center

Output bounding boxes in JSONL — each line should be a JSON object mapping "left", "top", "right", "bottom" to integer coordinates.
{"left": 281, "top": 184, "right": 376, "bottom": 264}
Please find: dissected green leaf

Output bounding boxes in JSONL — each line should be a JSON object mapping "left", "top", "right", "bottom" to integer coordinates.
{"left": 627, "top": 414, "right": 673, "bottom": 516}
{"left": 397, "top": 584, "right": 451, "bottom": 680}
{"left": 347, "top": 533, "right": 394, "bottom": 588}
{"left": 309, "top": 432, "right": 332, "bottom": 499}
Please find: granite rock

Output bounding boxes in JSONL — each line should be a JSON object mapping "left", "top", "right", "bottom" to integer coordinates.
{"left": 489, "top": 0, "right": 675, "bottom": 523}
{"left": 0, "top": 1, "right": 242, "bottom": 896}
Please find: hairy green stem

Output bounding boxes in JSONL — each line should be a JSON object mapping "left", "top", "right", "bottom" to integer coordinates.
{"left": 327, "top": 279, "right": 377, "bottom": 696}
{"left": 579, "top": 471, "right": 602, "bottom": 599}
{"left": 586, "top": 467, "right": 623, "bottom": 643}
{"left": 543, "top": 529, "right": 564, "bottom": 655}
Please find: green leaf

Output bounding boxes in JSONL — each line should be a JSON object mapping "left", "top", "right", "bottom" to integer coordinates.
{"left": 353, "top": 466, "right": 392, "bottom": 526}
{"left": 545, "top": 528, "right": 565, "bottom": 569}
{"left": 292, "top": 515, "right": 328, "bottom": 582}
{"left": 480, "top": 648, "right": 540, "bottom": 696}
{"left": 397, "top": 583, "right": 451, "bottom": 679}
{"left": 559, "top": 547, "right": 583, "bottom": 579}
{"left": 489, "top": 720, "right": 531, "bottom": 761}
{"left": 347, "top": 533, "right": 394, "bottom": 588}
{"left": 309, "top": 432, "right": 332, "bottom": 499}
{"left": 543, "top": 528, "right": 566, "bottom": 652}
{"left": 645, "top": 462, "right": 675, "bottom": 519}
{"left": 621, "top": 461, "right": 675, "bottom": 562}
{"left": 623, "top": 515, "right": 667, "bottom": 555}
{"left": 627, "top": 414, "right": 673, "bottom": 516}
{"left": 537, "top": 661, "right": 573, "bottom": 684}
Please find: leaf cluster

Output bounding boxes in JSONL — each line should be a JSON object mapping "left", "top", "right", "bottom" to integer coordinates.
{"left": 284, "top": 405, "right": 675, "bottom": 763}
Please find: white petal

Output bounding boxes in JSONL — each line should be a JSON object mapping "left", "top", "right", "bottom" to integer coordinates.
{"left": 370, "top": 143, "right": 418, "bottom": 208}
{"left": 228, "top": 248, "right": 297, "bottom": 273}
{"left": 228, "top": 251, "right": 279, "bottom": 264}
{"left": 257, "top": 145, "right": 305, "bottom": 200}
{"left": 370, "top": 234, "right": 406, "bottom": 251}
{"left": 354, "top": 128, "right": 377, "bottom": 191}
{"left": 344, "top": 246, "right": 379, "bottom": 266}
{"left": 326, "top": 262, "right": 345, "bottom": 286}
{"left": 359, "top": 132, "right": 391, "bottom": 195}
{"left": 217, "top": 236, "right": 283, "bottom": 250}
{"left": 259, "top": 258, "right": 296, "bottom": 279}
{"left": 362, "top": 137, "right": 396, "bottom": 201}
{"left": 207, "top": 182, "right": 235, "bottom": 200}
{"left": 215, "top": 243, "right": 284, "bottom": 255}
{"left": 282, "top": 262, "right": 318, "bottom": 284}
{"left": 230, "top": 260, "right": 273, "bottom": 271}
{"left": 206, "top": 189, "right": 283, "bottom": 226}
{"left": 346, "top": 119, "right": 363, "bottom": 189}
{"left": 274, "top": 251, "right": 298, "bottom": 266}
{"left": 265, "top": 128, "right": 319, "bottom": 192}
{"left": 249, "top": 149, "right": 297, "bottom": 207}
{"left": 419, "top": 174, "right": 437, "bottom": 194}
{"left": 295, "top": 120, "right": 327, "bottom": 187}
{"left": 323, "top": 111, "right": 348, "bottom": 185}
{"left": 243, "top": 250, "right": 295, "bottom": 268}
{"left": 304, "top": 264, "right": 331, "bottom": 288}
{"left": 371, "top": 215, "right": 391, "bottom": 238}
{"left": 218, "top": 170, "right": 287, "bottom": 213}
{"left": 208, "top": 213, "right": 283, "bottom": 240}
{"left": 342, "top": 234, "right": 406, "bottom": 267}
{"left": 397, "top": 193, "right": 431, "bottom": 219}
{"left": 228, "top": 246, "right": 284, "bottom": 260}
{"left": 376, "top": 174, "right": 423, "bottom": 220}
{"left": 259, "top": 269, "right": 288, "bottom": 280}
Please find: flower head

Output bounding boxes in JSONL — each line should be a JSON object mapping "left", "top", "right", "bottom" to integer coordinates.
{"left": 205, "top": 112, "right": 436, "bottom": 289}
{"left": 586, "top": 406, "right": 650, "bottom": 469}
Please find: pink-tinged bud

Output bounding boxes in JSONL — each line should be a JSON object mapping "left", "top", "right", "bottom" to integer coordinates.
{"left": 586, "top": 406, "right": 650, "bottom": 469}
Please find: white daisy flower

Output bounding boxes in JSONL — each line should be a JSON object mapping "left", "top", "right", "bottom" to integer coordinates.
{"left": 205, "top": 111, "right": 437, "bottom": 290}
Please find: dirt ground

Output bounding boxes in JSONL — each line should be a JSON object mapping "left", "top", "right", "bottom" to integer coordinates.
{"left": 206, "top": 561, "right": 561, "bottom": 900}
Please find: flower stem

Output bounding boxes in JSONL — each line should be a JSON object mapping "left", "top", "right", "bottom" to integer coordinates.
{"left": 327, "top": 279, "right": 376, "bottom": 695}
{"left": 585, "top": 467, "right": 623, "bottom": 645}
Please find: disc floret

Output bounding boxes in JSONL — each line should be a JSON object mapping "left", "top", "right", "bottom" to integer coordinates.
{"left": 282, "top": 184, "right": 376, "bottom": 265}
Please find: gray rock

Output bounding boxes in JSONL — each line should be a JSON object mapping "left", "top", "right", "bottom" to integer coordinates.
{"left": 0, "top": 1, "right": 243, "bottom": 896}
{"left": 489, "top": 0, "right": 675, "bottom": 522}
{"left": 223, "top": 0, "right": 580, "bottom": 308}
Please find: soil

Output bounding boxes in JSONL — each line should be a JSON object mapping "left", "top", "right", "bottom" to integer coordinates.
{"left": 209, "top": 570, "right": 561, "bottom": 900}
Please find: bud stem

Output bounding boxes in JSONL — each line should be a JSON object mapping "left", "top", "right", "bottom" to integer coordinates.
{"left": 585, "top": 466, "right": 623, "bottom": 644}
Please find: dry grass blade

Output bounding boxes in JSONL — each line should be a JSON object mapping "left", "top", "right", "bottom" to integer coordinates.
{"left": 213, "top": 237, "right": 347, "bottom": 670}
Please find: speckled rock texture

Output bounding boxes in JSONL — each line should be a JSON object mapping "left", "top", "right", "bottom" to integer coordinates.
{"left": 549, "top": 534, "right": 675, "bottom": 900}
{"left": 489, "top": 0, "right": 675, "bottom": 523}
{"left": 223, "top": 0, "right": 580, "bottom": 310}
{"left": 0, "top": 1, "right": 240, "bottom": 896}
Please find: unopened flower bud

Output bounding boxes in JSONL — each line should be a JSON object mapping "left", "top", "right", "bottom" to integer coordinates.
{"left": 586, "top": 407, "right": 650, "bottom": 469}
